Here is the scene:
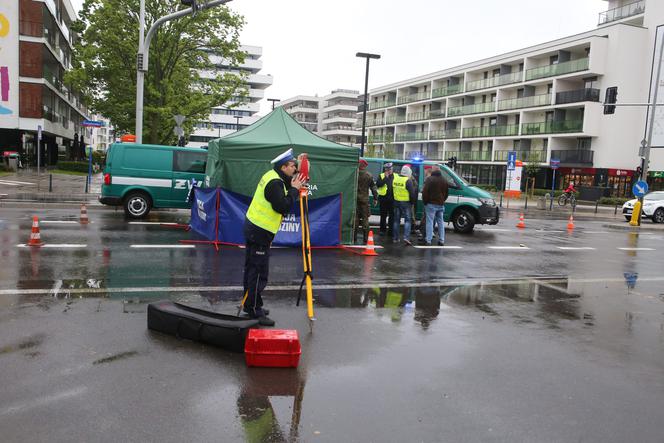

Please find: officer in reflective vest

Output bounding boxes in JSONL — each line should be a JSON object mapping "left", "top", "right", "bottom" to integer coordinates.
{"left": 375, "top": 162, "right": 395, "bottom": 237}
{"left": 392, "top": 165, "right": 416, "bottom": 244}
{"left": 244, "top": 148, "right": 303, "bottom": 326}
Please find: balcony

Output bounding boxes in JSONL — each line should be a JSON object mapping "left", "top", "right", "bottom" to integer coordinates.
{"left": 495, "top": 150, "right": 547, "bottom": 162}
{"left": 448, "top": 101, "right": 495, "bottom": 117}
{"left": 396, "top": 132, "right": 428, "bottom": 142}
{"left": 432, "top": 83, "right": 463, "bottom": 98}
{"left": 385, "top": 115, "right": 407, "bottom": 124}
{"left": 466, "top": 71, "right": 523, "bottom": 92}
{"left": 462, "top": 124, "right": 519, "bottom": 138}
{"left": 429, "top": 110, "right": 446, "bottom": 119}
{"left": 555, "top": 88, "right": 600, "bottom": 105}
{"left": 521, "top": 120, "right": 583, "bottom": 135}
{"left": 525, "top": 58, "right": 589, "bottom": 81}
{"left": 368, "top": 135, "right": 388, "bottom": 144}
{"left": 398, "top": 91, "right": 431, "bottom": 105}
{"left": 407, "top": 111, "right": 430, "bottom": 122}
{"left": 497, "top": 93, "right": 551, "bottom": 111}
{"left": 598, "top": 0, "right": 644, "bottom": 25}
{"left": 446, "top": 151, "right": 492, "bottom": 161}
{"left": 430, "top": 128, "right": 461, "bottom": 139}
{"left": 366, "top": 118, "right": 384, "bottom": 126}
{"left": 368, "top": 99, "right": 396, "bottom": 110}
{"left": 551, "top": 150, "right": 594, "bottom": 164}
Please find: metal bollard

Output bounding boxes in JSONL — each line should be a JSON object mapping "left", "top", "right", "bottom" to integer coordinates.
{"left": 524, "top": 195, "right": 528, "bottom": 210}
{"left": 84, "top": 177, "right": 89, "bottom": 194}
{"left": 595, "top": 200, "right": 599, "bottom": 214}
{"left": 614, "top": 203, "right": 618, "bottom": 215}
{"left": 49, "top": 174, "right": 52, "bottom": 192}
{"left": 499, "top": 193, "right": 503, "bottom": 208}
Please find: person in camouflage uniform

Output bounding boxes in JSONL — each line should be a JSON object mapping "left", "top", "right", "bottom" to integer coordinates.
{"left": 355, "top": 159, "right": 378, "bottom": 244}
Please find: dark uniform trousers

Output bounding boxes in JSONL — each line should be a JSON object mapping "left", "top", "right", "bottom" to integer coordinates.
{"left": 243, "top": 224, "right": 271, "bottom": 311}
{"left": 355, "top": 199, "right": 370, "bottom": 243}
{"left": 379, "top": 197, "right": 394, "bottom": 235}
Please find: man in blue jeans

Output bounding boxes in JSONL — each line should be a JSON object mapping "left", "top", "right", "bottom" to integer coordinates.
{"left": 421, "top": 166, "right": 449, "bottom": 246}
{"left": 392, "top": 165, "right": 417, "bottom": 245}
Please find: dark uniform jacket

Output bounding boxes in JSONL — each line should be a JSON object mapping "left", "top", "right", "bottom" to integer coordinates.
{"left": 245, "top": 167, "right": 300, "bottom": 244}
{"left": 357, "top": 170, "right": 378, "bottom": 203}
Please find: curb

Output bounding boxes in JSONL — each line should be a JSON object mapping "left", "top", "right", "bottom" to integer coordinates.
{"left": 602, "top": 223, "right": 664, "bottom": 232}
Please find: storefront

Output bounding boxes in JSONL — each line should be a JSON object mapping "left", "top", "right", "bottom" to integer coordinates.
{"left": 649, "top": 171, "right": 664, "bottom": 191}
{"left": 557, "top": 167, "right": 634, "bottom": 197}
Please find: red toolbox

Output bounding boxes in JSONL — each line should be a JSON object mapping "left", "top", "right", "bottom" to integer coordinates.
{"left": 245, "top": 329, "right": 301, "bottom": 368}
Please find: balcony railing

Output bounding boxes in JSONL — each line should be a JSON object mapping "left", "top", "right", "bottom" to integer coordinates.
{"left": 551, "top": 150, "right": 594, "bottom": 164}
{"left": 385, "top": 115, "right": 407, "bottom": 124}
{"left": 598, "top": 0, "right": 644, "bottom": 25}
{"left": 368, "top": 135, "right": 388, "bottom": 144}
{"left": 555, "top": 88, "right": 600, "bottom": 105}
{"left": 448, "top": 101, "right": 495, "bottom": 117}
{"left": 398, "top": 91, "right": 431, "bottom": 105}
{"left": 407, "top": 111, "right": 430, "bottom": 122}
{"left": 445, "top": 151, "right": 492, "bottom": 161}
{"left": 368, "top": 99, "right": 396, "bottom": 110}
{"left": 495, "top": 150, "right": 547, "bottom": 162}
{"left": 521, "top": 120, "right": 583, "bottom": 135}
{"left": 462, "top": 124, "right": 520, "bottom": 138}
{"left": 432, "top": 83, "right": 463, "bottom": 98}
{"left": 429, "top": 110, "right": 446, "bottom": 119}
{"left": 430, "top": 128, "right": 461, "bottom": 139}
{"left": 466, "top": 71, "right": 523, "bottom": 92}
{"left": 396, "top": 132, "right": 428, "bottom": 142}
{"left": 366, "top": 118, "right": 384, "bottom": 126}
{"left": 497, "top": 93, "right": 551, "bottom": 111}
{"left": 525, "top": 58, "right": 589, "bottom": 81}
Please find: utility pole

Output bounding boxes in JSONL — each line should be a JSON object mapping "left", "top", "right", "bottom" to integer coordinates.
{"left": 356, "top": 52, "right": 381, "bottom": 157}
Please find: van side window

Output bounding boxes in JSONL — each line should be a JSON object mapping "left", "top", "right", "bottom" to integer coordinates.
{"left": 440, "top": 169, "right": 458, "bottom": 188}
{"left": 123, "top": 148, "right": 171, "bottom": 171}
{"left": 174, "top": 151, "right": 207, "bottom": 174}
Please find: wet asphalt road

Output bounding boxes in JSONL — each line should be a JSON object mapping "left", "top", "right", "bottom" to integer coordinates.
{"left": 1, "top": 207, "right": 664, "bottom": 442}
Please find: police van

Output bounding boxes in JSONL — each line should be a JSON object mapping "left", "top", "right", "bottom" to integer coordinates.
{"left": 100, "top": 143, "right": 207, "bottom": 218}
{"left": 364, "top": 157, "right": 499, "bottom": 233}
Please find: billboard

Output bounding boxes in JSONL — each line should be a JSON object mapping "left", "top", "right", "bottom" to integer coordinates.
{"left": 0, "top": 1, "right": 19, "bottom": 127}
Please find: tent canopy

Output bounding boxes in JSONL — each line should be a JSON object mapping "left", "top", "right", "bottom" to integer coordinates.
{"left": 204, "top": 107, "right": 360, "bottom": 244}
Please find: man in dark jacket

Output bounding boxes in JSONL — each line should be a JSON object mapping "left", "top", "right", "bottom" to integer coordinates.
{"left": 355, "top": 159, "right": 378, "bottom": 244}
{"left": 375, "top": 162, "right": 395, "bottom": 236}
{"left": 421, "top": 165, "right": 449, "bottom": 246}
{"left": 243, "top": 148, "right": 303, "bottom": 325}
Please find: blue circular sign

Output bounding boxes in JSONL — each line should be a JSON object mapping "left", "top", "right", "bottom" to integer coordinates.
{"left": 632, "top": 180, "right": 649, "bottom": 198}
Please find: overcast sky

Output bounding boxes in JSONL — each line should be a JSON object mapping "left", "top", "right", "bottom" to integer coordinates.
{"left": 70, "top": 0, "right": 608, "bottom": 114}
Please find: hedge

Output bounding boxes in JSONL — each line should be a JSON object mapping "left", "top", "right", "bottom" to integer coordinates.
{"left": 598, "top": 197, "right": 630, "bottom": 205}
{"left": 57, "top": 161, "right": 90, "bottom": 172}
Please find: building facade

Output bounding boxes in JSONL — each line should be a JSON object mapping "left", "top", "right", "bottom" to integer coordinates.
{"left": 186, "top": 45, "right": 273, "bottom": 148}
{"left": 365, "top": 0, "right": 664, "bottom": 195}
{"left": 281, "top": 90, "right": 362, "bottom": 146}
{"left": 0, "top": 0, "right": 90, "bottom": 166}
{"left": 89, "top": 114, "right": 114, "bottom": 152}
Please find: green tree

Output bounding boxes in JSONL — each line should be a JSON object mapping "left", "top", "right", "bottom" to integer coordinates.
{"left": 523, "top": 162, "right": 540, "bottom": 197}
{"left": 67, "top": 0, "right": 246, "bottom": 145}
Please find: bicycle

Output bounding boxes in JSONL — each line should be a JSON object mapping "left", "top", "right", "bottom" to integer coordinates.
{"left": 558, "top": 192, "right": 577, "bottom": 207}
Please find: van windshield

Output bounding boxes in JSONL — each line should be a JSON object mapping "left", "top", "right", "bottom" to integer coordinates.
{"left": 441, "top": 167, "right": 467, "bottom": 187}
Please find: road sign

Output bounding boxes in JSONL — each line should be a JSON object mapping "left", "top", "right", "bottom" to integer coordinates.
{"left": 82, "top": 120, "right": 104, "bottom": 127}
{"left": 632, "top": 180, "right": 649, "bottom": 197}
{"left": 37, "top": 125, "right": 42, "bottom": 141}
{"left": 507, "top": 151, "right": 516, "bottom": 171}
{"left": 550, "top": 159, "right": 560, "bottom": 170}
{"left": 174, "top": 115, "right": 186, "bottom": 126}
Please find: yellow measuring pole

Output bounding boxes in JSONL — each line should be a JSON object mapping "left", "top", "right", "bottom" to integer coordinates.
{"left": 299, "top": 188, "right": 315, "bottom": 321}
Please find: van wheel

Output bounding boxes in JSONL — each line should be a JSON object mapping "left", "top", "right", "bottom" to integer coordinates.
{"left": 124, "top": 192, "right": 152, "bottom": 219}
{"left": 452, "top": 208, "right": 475, "bottom": 233}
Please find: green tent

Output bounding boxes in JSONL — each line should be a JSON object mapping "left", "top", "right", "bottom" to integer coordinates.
{"left": 204, "top": 107, "right": 360, "bottom": 244}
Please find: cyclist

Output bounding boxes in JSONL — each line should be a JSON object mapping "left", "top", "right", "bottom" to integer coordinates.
{"left": 564, "top": 181, "right": 577, "bottom": 196}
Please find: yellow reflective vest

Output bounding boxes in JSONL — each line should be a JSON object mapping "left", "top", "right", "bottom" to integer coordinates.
{"left": 392, "top": 174, "right": 410, "bottom": 202}
{"left": 377, "top": 172, "right": 388, "bottom": 196}
{"left": 246, "top": 170, "right": 286, "bottom": 234}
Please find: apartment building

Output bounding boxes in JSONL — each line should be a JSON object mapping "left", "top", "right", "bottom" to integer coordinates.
{"left": 365, "top": 0, "right": 663, "bottom": 195}
{"left": 187, "top": 45, "right": 273, "bottom": 148}
{"left": 281, "top": 90, "right": 362, "bottom": 146}
{"left": 0, "top": 0, "right": 90, "bottom": 166}
{"left": 89, "top": 114, "right": 114, "bottom": 152}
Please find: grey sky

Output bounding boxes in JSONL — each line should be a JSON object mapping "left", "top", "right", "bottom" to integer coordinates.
{"left": 70, "top": 0, "right": 608, "bottom": 114}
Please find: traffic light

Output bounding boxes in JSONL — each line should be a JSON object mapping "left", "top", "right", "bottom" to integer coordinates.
{"left": 636, "top": 166, "right": 643, "bottom": 179}
{"left": 604, "top": 86, "right": 618, "bottom": 115}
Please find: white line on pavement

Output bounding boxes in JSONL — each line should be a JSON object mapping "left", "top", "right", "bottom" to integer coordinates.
{"left": 585, "top": 231, "right": 609, "bottom": 234}
{"left": 488, "top": 246, "right": 531, "bottom": 250}
{"left": 16, "top": 244, "right": 87, "bottom": 248}
{"left": 412, "top": 245, "right": 463, "bottom": 249}
{"left": 477, "top": 228, "right": 511, "bottom": 232}
{"left": 344, "top": 245, "right": 385, "bottom": 249}
{"left": 557, "top": 247, "right": 596, "bottom": 250}
{"left": 41, "top": 220, "right": 92, "bottom": 224}
{"left": 128, "top": 222, "right": 182, "bottom": 225}
{"left": 618, "top": 247, "right": 656, "bottom": 251}
{"left": 130, "top": 244, "right": 195, "bottom": 248}
{"left": 536, "top": 230, "right": 566, "bottom": 233}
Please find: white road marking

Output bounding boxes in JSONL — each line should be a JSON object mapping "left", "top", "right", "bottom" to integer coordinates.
{"left": 618, "top": 247, "right": 655, "bottom": 251}
{"left": 4, "top": 275, "right": 664, "bottom": 296}
{"left": 536, "top": 229, "right": 565, "bottom": 233}
{"left": 477, "top": 228, "right": 511, "bottom": 232}
{"left": 557, "top": 247, "right": 596, "bottom": 250}
{"left": 488, "top": 246, "right": 531, "bottom": 250}
{"left": 16, "top": 244, "right": 87, "bottom": 248}
{"left": 130, "top": 244, "right": 195, "bottom": 248}
{"left": 412, "top": 245, "right": 462, "bottom": 249}
{"left": 129, "top": 222, "right": 165, "bottom": 225}
{"left": 344, "top": 245, "right": 385, "bottom": 249}
{"left": 41, "top": 220, "right": 92, "bottom": 224}
{"left": 0, "top": 179, "right": 35, "bottom": 185}
{"left": 585, "top": 231, "right": 609, "bottom": 234}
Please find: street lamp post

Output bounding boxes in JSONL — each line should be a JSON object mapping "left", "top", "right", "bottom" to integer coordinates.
{"left": 267, "top": 98, "right": 280, "bottom": 110}
{"left": 235, "top": 115, "right": 242, "bottom": 132}
{"left": 356, "top": 52, "right": 380, "bottom": 157}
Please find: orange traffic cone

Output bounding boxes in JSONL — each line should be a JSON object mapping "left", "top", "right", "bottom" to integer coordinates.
{"left": 27, "top": 216, "right": 44, "bottom": 246}
{"left": 362, "top": 230, "right": 378, "bottom": 256}
{"left": 79, "top": 204, "right": 89, "bottom": 224}
{"left": 516, "top": 213, "right": 526, "bottom": 229}
{"left": 567, "top": 215, "right": 575, "bottom": 230}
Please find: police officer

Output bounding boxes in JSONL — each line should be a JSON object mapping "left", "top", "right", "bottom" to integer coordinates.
{"left": 355, "top": 159, "right": 378, "bottom": 244}
{"left": 392, "top": 165, "right": 416, "bottom": 245}
{"left": 375, "top": 162, "right": 395, "bottom": 237}
{"left": 243, "top": 148, "right": 303, "bottom": 326}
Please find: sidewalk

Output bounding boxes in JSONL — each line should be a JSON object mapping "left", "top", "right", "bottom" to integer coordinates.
{"left": 492, "top": 193, "right": 627, "bottom": 220}
{"left": 0, "top": 169, "right": 102, "bottom": 204}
